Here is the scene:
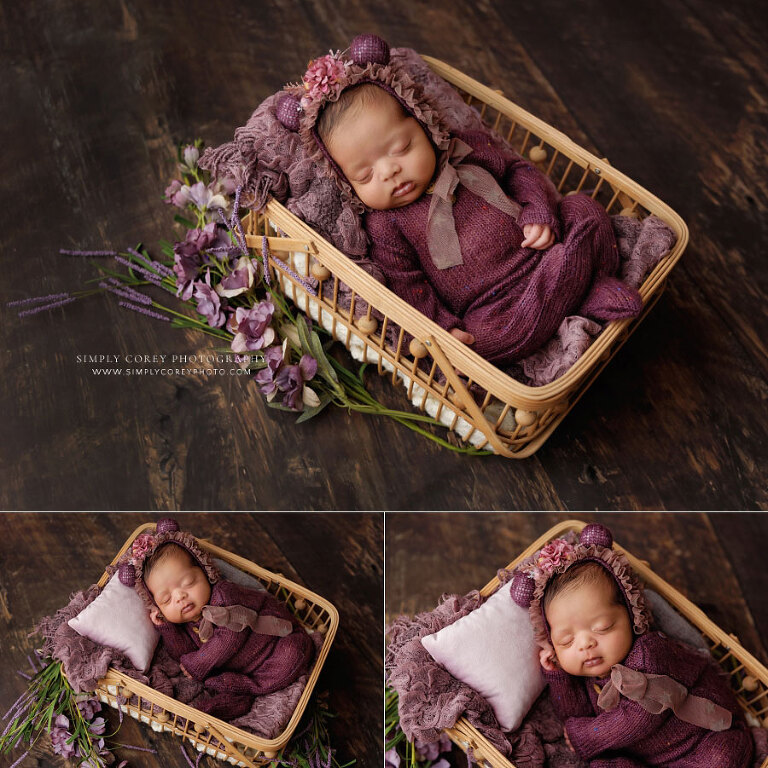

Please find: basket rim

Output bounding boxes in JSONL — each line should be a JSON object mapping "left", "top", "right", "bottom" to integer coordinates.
{"left": 94, "top": 522, "right": 340, "bottom": 753}
{"left": 258, "top": 53, "right": 689, "bottom": 408}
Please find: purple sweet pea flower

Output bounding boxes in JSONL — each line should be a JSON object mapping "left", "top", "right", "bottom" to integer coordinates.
{"left": 189, "top": 181, "right": 227, "bottom": 213}
{"left": 275, "top": 354, "right": 318, "bottom": 411}
{"left": 431, "top": 760, "right": 450, "bottom": 768}
{"left": 164, "top": 179, "right": 192, "bottom": 208}
{"left": 76, "top": 695, "right": 101, "bottom": 720}
{"left": 183, "top": 144, "right": 199, "bottom": 168}
{"left": 384, "top": 749, "right": 401, "bottom": 768}
{"left": 229, "top": 300, "right": 275, "bottom": 352}
{"left": 216, "top": 256, "right": 254, "bottom": 298}
{"left": 174, "top": 221, "right": 219, "bottom": 259}
{"left": 193, "top": 270, "right": 227, "bottom": 328}
{"left": 50, "top": 715, "right": 76, "bottom": 758}
{"left": 88, "top": 716, "right": 106, "bottom": 736}
{"left": 254, "top": 345, "right": 285, "bottom": 400}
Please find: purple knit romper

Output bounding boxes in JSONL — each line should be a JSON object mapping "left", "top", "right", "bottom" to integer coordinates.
{"left": 156, "top": 579, "right": 314, "bottom": 721}
{"left": 366, "top": 130, "right": 641, "bottom": 364}
{"left": 545, "top": 631, "right": 753, "bottom": 767}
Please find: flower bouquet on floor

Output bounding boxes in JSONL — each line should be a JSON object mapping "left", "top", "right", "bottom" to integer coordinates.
{"left": 9, "top": 141, "right": 488, "bottom": 454}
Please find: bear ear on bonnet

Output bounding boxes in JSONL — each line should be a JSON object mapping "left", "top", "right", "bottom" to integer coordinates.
{"left": 510, "top": 523, "right": 614, "bottom": 608}
{"left": 117, "top": 517, "right": 181, "bottom": 587}
{"left": 275, "top": 34, "right": 391, "bottom": 132}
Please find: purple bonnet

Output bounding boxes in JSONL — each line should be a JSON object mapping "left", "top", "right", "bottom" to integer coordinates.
{"left": 510, "top": 524, "right": 651, "bottom": 651}
{"left": 274, "top": 34, "right": 451, "bottom": 212}
{"left": 117, "top": 517, "right": 220, "bottom": 610}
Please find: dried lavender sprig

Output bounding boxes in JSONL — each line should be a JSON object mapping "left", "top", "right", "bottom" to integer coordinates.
{"left": 272, "top": 257, "right": 317, "bottom": 296}
{"left": 118, "top": 301, "right": 170, "bottom": 322}
{"left": 114, "top": 256, "right": 163, "bottom": 286}
{"left": 17, "top": 297, "right": 76, "bottom": 318}
{"left": 261, "top": 236, "right": 272, "bottom": 287}
{"left": 230, "top": 185, "right": 247, "bottom": 251}
{"left": 59, "top": 249, "right": 118, "bottom": 257}
{"left": 15, "top": 672, "right": 31, "bottom": 681}
{"left": 126, "top": 247, "right": 174, "bottom": 279}
{"left": 3, "top": 690, "right": 32, "bottom": 722}
{"left": 6, "top": 292, "right": 70, "bottom": 307}
{"left": 180, "top": 744, "right": 197, "bottom": 768}
{"left": 218, "top": 208, "right": 247, "bottom": 256}
{"left": 26, "top": 655, "right": 39, "bottom": 673}
{"left": 99, "top": 281, "right": 152, "bottom": 306}
{"left": 208, "top": 245, "right": 243, "bottom": 255}
{"left": 9, "top": 749, "right": 29, "bottom": 768}
{"left": 105, "top": 278, "right": 153, "bottom": 304}
{"left": 115, "top": 743, "right": 156, "bottom": 753}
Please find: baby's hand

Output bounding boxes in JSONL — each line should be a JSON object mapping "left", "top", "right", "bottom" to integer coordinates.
{"left": 149, "top": 607, "right": 164, "bottom": 626}
{"left": 521, "top": 223, "right": 555, "bottom": 250}
{"left": 539, "top": 647, "right": 559, "bottom": 672}
{"left": 449, "top": 328, "right": 475, "bottom": 345}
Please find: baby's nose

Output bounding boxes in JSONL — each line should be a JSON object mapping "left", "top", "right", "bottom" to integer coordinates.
{"left": 380, "top": 159, "right": 401, "bottom": 181}
{"left": 578, "top": 634, "right": 596, "bottom": 650}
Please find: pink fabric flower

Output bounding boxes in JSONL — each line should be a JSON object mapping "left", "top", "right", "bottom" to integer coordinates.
{"left": 536, "top": 539, "right": 575, "bottom": 574}
{"left": 131, "top": 533, "right": 155, "bottom": 562}
{"left": 301, "top": 52, "right": 349, "bottom": 106}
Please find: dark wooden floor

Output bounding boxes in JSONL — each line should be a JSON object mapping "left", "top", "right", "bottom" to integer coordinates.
{"left": 385, "top": 512, "right": 768, "bottom": 765}
{"left": 1, "top": 1, "right": 766, "bottom": 511}
{"left": 0, "top": 513, "right": 383, "bottom": 768}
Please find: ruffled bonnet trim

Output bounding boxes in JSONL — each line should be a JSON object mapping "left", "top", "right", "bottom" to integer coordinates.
{"left": 524, "top": 539, "right": 651, "bottom": 652}
{"left": 118, "top": 527, "right": 221, "bottom": 611}
{"left": 294, "top": 58, "right": 452, "bottom": 213}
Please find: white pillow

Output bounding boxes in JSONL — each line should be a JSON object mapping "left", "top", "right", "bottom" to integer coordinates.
{"left": 68, "top": 573, "right": 159, "bottom": 672}
{"left": 421, "top": 581, "right": 544, "bottom": 732}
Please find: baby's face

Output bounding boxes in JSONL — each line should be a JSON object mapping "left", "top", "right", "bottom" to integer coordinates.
{"left": 144, "top": 552, "right": 212, "bottom": 624}
{"left": 325, "top": 92, "right": 437, "bottom": 210}
{"left": 545, "top": 577, "right": 633, "bottom": 677}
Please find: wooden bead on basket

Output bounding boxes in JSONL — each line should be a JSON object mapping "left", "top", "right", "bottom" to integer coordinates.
{"left": 356, "top": 316, "right": 378, "bottom": 335}
{"left": 310, "top": 262, "right": 331, "bottom": 281}
{"left": 120, "top": 686, "right": 132, "bottom": 699}
{"left": 514, "top": 409, "right": 537, "bottom": 427}
{"left": 194, "top": 721, "right": 207, "bottom": 734}
{"left": 742, "top": 675, "right": 758, "bottom": 692}
{"left": 620, "top": 207, "right": 640, "bottom": 219}
{"left": 449, "top": 389, "right": 466, "bottom": 409}
{"left": 263, "top": 750, "right": 278, "bottom": 759}
{"left": 294, "top": 598, "right": 306, "bottom": 610}
{"left": 529, "top": 145, "right": 547, "bottom": 164}
{"left": 409, "top": 339, "right": 428, "bottom": 359}
{"left": 154, "top": 711, "right": 169, "bottom": 723}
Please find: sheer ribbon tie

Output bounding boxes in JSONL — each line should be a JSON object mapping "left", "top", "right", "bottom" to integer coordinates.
{"left": 197, "top": 604, "right": 293, "bottom": 642}
{"left": 426, "top": 137, "right": 522, "bottom": 269}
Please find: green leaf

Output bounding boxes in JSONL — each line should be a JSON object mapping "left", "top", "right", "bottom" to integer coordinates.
{"left": 295, "top": 393, "right": 332, "bottom": 423}
{"left": 174, "top": 214, "right": 196, "bottom": 228}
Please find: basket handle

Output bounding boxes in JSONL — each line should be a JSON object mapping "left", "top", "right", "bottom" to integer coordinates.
{"left": 425, "top": 335, "right": 513, "bottom": 456}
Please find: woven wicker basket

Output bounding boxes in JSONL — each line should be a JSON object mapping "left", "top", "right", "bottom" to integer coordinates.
{"left": 442, "top": 520, "right": 768, "bottom": 768}
{"left": 241, "top": 55, "right": 689, "bottom": 457}
{"left": 92, "top": 523, "right": 339, "bottom": 768}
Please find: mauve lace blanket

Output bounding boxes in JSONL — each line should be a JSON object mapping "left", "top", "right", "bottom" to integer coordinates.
{"left": 200, "top": 47, "right": 677, "bottom": 384}
{"left": 386, "top": 577, "right": 768, "bottom": 768}
{"left": 36, "top": 576, "right": 318, "bottom": 740}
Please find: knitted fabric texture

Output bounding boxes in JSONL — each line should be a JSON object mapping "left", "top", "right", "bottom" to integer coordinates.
{"left": 366, "top": 130, "right": 641, "bottom": 364}
{"left": 546, "top": 632, "right": 753, "bottom": 767}
{"left": 156, "top": 579, "right": 313, "bottom": 719}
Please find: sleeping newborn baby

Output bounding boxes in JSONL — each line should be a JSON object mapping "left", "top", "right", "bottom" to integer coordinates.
{"left": 276, "top": 34, "right": 643, "bottom": 365}
{"left": 119, "top": 519, "right": 313, "bottom": 720}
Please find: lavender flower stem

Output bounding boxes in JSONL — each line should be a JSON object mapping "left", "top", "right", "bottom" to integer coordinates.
{"left": 126, "top": 248, "right": 174, "bottom": 279}
{"left": 16, "top": 671, "right": 31, "bottom": 681}
{"left": 17, "top": 297, "right": 76, "bottom": 318}
{"left": 9, "top": 749, "right": 30, "bottom": 768}
{"left": 180, "top": 744, "right": 197, "bottom": 768}
{"left": 272, "top": 258, "right": 317, "bottom": 296}
{"left": 59, "top": 249, "right": 118, "bottom": 257}
{"left": 99, "top": 281, "right": 152, "bottom": 306}
{"left": 261, "top": 236, "right": 271, "bottom": 287}
{"left": 7, "top": 292, "right": 70, "bottom": 307}
{"left": 118, "top": 301, "right": 170, "bottom": 322}
{"left": 114, "top": 256, "right": 163, "bottom": 286}
{"left": 3, "top": 690, "right": 31, "bottom": 721}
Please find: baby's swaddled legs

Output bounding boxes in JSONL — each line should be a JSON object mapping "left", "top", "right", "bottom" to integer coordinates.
{"left": 465, "top": 194, "right": 640, "bottom": 363}
{"left": 666, "top": 725, "right": 754, "bottom": 768}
